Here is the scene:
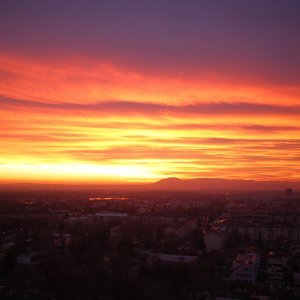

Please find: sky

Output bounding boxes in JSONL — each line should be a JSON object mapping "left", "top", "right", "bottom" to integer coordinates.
{"left": 1, "top": 0, "right": 300, "bottom": 183}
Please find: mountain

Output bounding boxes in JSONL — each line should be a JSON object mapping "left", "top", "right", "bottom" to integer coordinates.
{"left": 0, "top": 177, "right": 299, "bottom": 192}
{"left": 148, "top": 177, "right": 300, "bottom": 191}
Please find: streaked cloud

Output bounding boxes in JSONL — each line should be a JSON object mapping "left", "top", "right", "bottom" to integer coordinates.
{"left": 0, "top": 0, "right": 300, "bottom": 183}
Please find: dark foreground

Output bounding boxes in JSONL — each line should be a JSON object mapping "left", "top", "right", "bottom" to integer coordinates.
{"left": 0, "top": 189, "right": 299, "bottom": 299}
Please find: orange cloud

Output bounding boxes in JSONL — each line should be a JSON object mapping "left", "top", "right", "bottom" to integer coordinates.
{"left": 1, "top": 53, "right": 299, "bottom": 107}
{"left": 1, "top": 53, "right": 300, "bottom": 183}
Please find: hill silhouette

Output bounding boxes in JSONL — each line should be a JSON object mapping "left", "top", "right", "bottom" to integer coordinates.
{"left": 0, "top": 177, "right": 299, "bottom": 191}
{"left": 147, "top": 177, "right": 300, "bottom": 191}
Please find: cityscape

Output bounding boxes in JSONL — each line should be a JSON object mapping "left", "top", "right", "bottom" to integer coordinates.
{"left": 0, "top": 185, "right": 300, "bottom": 299}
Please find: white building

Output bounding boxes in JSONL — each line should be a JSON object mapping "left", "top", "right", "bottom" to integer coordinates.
{"left": 267, "top": 257, "right": 287, "bottom": 281}
{"left": 146, "top": 253, "right": 198, "bottom": 269}
{"left": 95, "top": 212, "right": 128, "bottom": 224}
{"left": 231, "top": 253, "right": 259, "bottom": 283}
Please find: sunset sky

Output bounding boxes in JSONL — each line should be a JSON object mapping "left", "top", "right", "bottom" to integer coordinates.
{"left": 1, "top": 0, "right": 300, "bottom": 183}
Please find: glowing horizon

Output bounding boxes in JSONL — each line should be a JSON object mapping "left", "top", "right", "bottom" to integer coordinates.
{"left": 1, "top": 1, "right": 300, "bottom": 184}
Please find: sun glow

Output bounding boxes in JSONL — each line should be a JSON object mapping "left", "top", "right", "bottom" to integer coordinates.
{"left": 0, "top": 163, "right": 159, "bottom": 183}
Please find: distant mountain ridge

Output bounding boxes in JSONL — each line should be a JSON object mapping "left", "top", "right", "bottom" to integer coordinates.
{"left": 148, "top": 177, "right": 300, "bottom": 191}
{"left": 0, "top": 177, "right": 299, "bottom": 191}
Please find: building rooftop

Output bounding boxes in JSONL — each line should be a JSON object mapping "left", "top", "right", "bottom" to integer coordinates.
{"left": 235, "top": 254, "right": 257, "bottom": 265}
